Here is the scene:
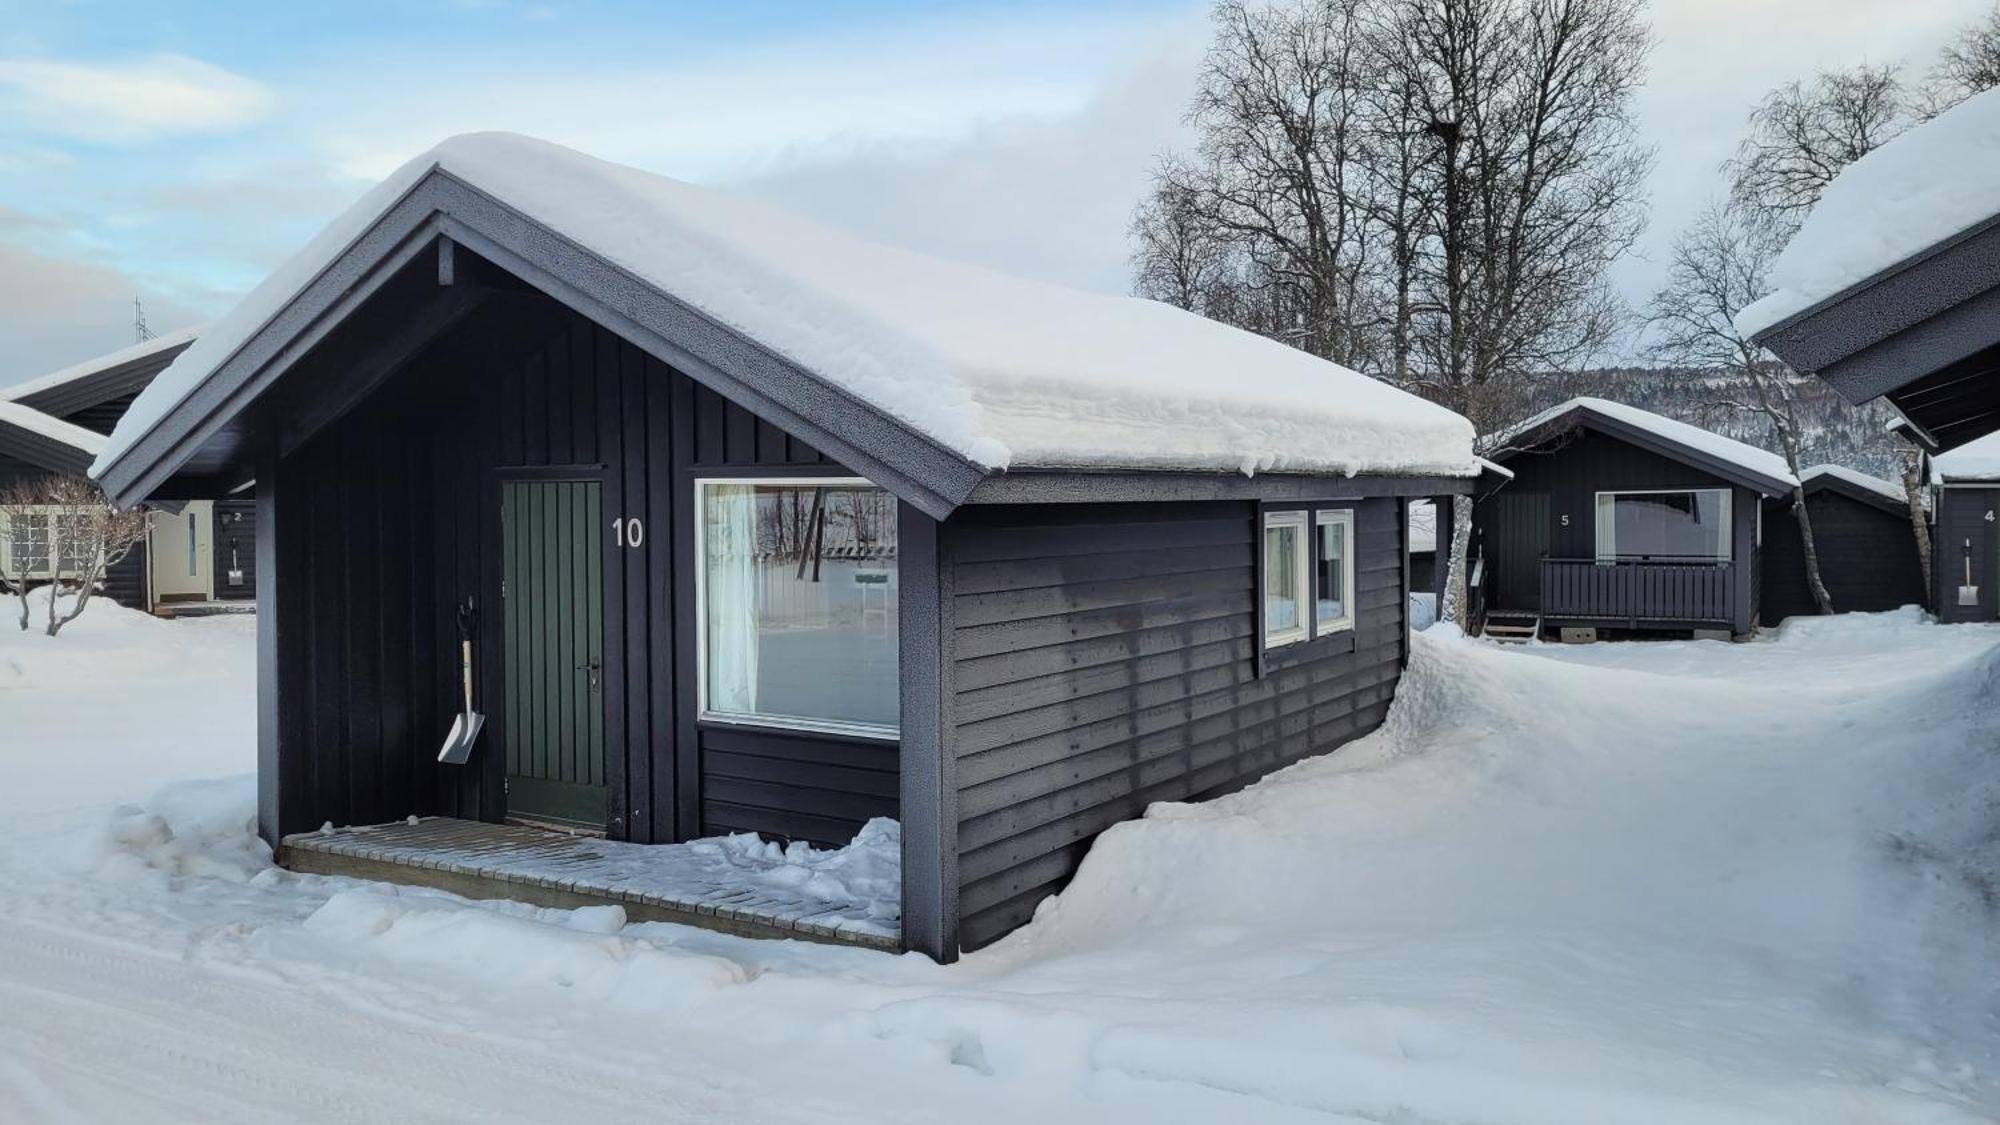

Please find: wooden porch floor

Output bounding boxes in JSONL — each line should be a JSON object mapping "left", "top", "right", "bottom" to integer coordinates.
{"left": 277, "top": 818, "right": 900, "bottom": 952}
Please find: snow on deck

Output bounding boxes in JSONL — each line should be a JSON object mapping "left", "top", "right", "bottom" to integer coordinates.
{"left": 1738, "top": 87, "right": 2000, "bottom": 337}
{"left": 281, "top": 816, "right": 900, "bottom": 950}
{"left": 96, "top": 132, "right": 1478, "bottom": 484}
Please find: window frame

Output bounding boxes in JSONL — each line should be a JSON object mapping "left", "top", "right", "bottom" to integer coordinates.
{"left": 692, "top": 474, "right": 901, "bottom": 742}
{"left": 1259, "top": 502, "right": 1361, "bottom": 675}
{"left": 1592, "top": 488, "right": 1733, "bottom": 564}
{"left": 1314, "top": 508, "right": 1356, "bottom": 636}
{"left": 1261, "top": 509, "right": 1311, "bottom": 650}
{"left": 1, "top": 505, "right": 91, "bottom": 579}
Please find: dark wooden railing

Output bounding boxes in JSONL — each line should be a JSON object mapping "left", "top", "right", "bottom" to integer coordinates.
{"left": 1539, "top": 558, "right": 1734, "bottom": 624}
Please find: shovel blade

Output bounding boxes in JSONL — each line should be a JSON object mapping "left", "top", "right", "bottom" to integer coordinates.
{"left": 437, "top": 711, "right": 485, "bottom": 765}
{"left": 1961, "top": 585, "right": 1981, "bottom": 607}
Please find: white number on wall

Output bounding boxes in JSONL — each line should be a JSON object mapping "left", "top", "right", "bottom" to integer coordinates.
{"left": 1986, "top": 510, "right": 1995, "bottom": 523}
{"left": 1560, "top": 514, "right": 1570, "bottom": 527}
{"left": 612, "top": 517, "right": 645, "bottom": 548}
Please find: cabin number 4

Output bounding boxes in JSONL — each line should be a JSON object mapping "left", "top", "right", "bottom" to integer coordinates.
{"left": 612, "top": 516, "right": 645, "bottom": 548}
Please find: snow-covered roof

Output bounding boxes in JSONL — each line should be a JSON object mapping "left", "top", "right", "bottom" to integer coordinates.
{"left": 0, "top": 401, "right": 109, "bottom": 456}
{"left": 1487, "top": 397, "right": 1798, "bottom": 492}
{"left": 96, "top": 132, "right": 1478, "bottom": 488}
{"left": 1800, "top": 463, "right": 1904, "bottom": 505}
{"left": 1933, "top": 431, "right": 2000, "bottom": 481}
{"left": 1738, "top": 88, "right": 2000, "bottom": 338}
{"left": 2, "top": 325, "right": 201, "bottom": 405}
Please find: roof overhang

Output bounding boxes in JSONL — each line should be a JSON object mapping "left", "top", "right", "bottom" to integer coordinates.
{"left": 0, "top": 409, "right": 101, "bottom": 479}
{"left": 1797, "top": 471, "right": 1910, "bottom": 518}
{"left": 8, "top": 331, "right": 197, "bottom": 418}
{"left": 1485, "top": 403, "right": 1796, "bottom": 497}
{"left": 1750, "top": 214, "right": 2000, "bottom": 451}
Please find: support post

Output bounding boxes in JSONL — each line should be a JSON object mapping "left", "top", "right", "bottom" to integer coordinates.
{"left": 897, "top": 501, "right": 959, "bottom": 962}
{"left": 255, "top": 441, "right": 294, "bottom": 846}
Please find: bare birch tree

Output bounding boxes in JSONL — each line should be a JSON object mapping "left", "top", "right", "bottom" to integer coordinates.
{"left": 1649, "top": 199, "right": 1833, "bottom": 612}
{"left": 1725, "top": 65, "right": 1908, "bottom": 235}
{"left": 1924, "top": 4, "right": 2000, "bottom": 116}
{"left": 0, "top": 476, "right": 148, "bottom": 636}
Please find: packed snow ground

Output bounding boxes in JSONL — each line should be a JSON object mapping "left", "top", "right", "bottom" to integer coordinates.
{"left": 4, "top": 602, "right": 2000, "bottom": 1123}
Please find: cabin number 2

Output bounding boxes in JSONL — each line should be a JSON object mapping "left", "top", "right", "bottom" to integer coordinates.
{"left": 612, "top": 516, "right": 645, "bottom": 548}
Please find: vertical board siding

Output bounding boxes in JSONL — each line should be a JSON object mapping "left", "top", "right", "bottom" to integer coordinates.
{"left": 1936, "top": 487, "right": 2000, "bottom": 622}
{"left": 271, "top": 300, "right": 895, "bottom": 853}
{"left": 1761, "top": 490, "right": 1926, "bottom": 622}
{"left": 944, "top": 498, "right": 1407, "bottom": 951}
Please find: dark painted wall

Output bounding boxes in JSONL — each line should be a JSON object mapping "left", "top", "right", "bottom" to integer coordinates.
{"left": 213, "top": 497, "right": 259, "bottom": 600}
{"left": 269, "top": 303, "right": 896, "bottom": 848}
{"left": 1476, "top": 428, "right": 1763, "bottom": 631}
{"left": 1937, "top": 486, "right": 2000, "bottom": 623}
{"left": 941, "top": 497, "right": 1408, "bottom": 950}
{"left": 1761, "top": 490, "right": 1925, "bottom": 622}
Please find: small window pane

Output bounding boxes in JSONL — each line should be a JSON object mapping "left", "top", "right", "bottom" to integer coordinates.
{"left": 10, "top": 513, "right": 50, "bottom": 574}
{"left": 702, "top": 481, "right": 899, "bottom": 733}
{"left": 1264, "top": 514, "right": 1307, "bottom": 646}
{"left": 1316, "top": 512, "right": 1351, "bottom": 631}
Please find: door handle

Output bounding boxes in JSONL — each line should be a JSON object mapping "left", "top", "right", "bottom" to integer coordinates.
{"left": 578, "top": 659, "right": 602, "bottom": 691}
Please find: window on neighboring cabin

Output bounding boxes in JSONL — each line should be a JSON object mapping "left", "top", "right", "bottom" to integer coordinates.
{"left": 1594, "top": 489, "right": 1731, "bottom": 562}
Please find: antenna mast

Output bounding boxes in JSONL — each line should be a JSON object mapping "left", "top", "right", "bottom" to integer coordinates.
{"left": 133, "top": 297, "right": 153, "bottom": 344}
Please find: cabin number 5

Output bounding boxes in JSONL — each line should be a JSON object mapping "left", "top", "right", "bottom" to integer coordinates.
{"left": 612, "top": 516, "right": 645, "bottom": 548}
{"left": 1560, "top": 514, "right": 1570, "bottom": 526}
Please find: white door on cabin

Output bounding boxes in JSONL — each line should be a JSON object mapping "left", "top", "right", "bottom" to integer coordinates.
{"left": 150, "top": 502, "right": 214, "bottom": 602}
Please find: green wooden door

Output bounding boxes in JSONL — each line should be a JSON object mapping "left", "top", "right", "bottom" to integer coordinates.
{"left": 502, "top": 479, "right": 607, "bottom": 828}
{"left": 1491, "top": 492, "right": 1550, "bottom": 611}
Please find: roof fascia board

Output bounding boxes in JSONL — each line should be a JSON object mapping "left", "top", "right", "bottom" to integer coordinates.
{"left": 96, "top": 176, "right": 449, "bottom": 505}
{"left": 963, "top": 470, "right": 1477, "bottom": 505}
{"left": 1810, "top": 281, "right": 2000, "bottom": 406}
{"left": 15, "top": 340, "right": 196, "bottom": 419}
{"left": 1752, "top": 210, "right": 2000, "bottom": 370}
{"left": 426, "top": 174, "right": 983, "bottom": 519}
{"left": 0, "top": 420, "right": 96, "bottom": 478}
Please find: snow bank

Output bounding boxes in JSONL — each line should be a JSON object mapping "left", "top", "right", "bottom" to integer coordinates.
{"left": 95, "top": 132, "right": 1478, "bottom": 483}
{"left": 1739, "top": 88, "right": 2000, "bottom": 337}
{"left": 302, "top": 889, "right": 749, "bottom": 1012}
{"left": 1489, "top": 396, "right": 1796, "bottom": 488}
{"left": 686, "top": 817, "right": 901, "bottom": 920}
{"left": 89, "top": 776, "right": 270, "bottom": 886}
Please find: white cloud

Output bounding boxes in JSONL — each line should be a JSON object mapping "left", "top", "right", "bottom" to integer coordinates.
{"left": 0, "top": 53, "right": 272, "bottom": 143}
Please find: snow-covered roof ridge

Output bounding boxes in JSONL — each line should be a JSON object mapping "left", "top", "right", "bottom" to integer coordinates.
{"left": 3, "top": 325, "right": 202, "bottom": 404}
{"left": 0, "top": 401, "right": 109, "bottom": 456}
{"left": 1800, "top": 463, "right": 1904, "bottom": 504}
{"left": 1737, "top": 88, "right": 2000, "bottom": 339}
{"left": 95, "top": 132, "right": 1480, "bottom": 485}
{"left": 1933, "top": 431, "right": 2000, "bottom": 482}
{"left": 1487, "top": 396, "right": 1798, "bottom": 490}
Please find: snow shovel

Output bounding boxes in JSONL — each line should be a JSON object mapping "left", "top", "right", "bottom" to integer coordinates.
{"left": 1961, "top": 540, "right": 1981, "bottom": 608}
{"left": 438, "top": 598, "right": 485, "bottom": 764}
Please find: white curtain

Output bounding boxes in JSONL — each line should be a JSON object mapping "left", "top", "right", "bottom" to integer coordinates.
{"left": 705, "top": 485, "right": 761, "bottom": 715}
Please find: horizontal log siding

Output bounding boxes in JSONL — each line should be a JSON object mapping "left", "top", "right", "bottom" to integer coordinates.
{"left": 698, "top": 726, "right": 898, "bottom": 847}
{"left": 945, "top": 498, "right": 1408, "bottom": 950}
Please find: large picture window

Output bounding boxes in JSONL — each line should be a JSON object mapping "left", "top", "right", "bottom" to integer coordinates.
{"left": 1594, "top": 489, "right": 1731, "bottom": 562}
{"left": 698, "top": 479, "right": 899, "bottom": 738}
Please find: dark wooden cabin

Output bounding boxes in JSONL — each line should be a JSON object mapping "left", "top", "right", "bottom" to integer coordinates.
{"left": 1, "top": 330, "right": 255, "bottom": 611}
{"left": 1475, "top": 398, "right": 1796, "bottom": 640}
{"left": 90, "top": 133, "right": 1490, "bottom": 961}
{"left": 1926, "top": 437, "right": 2000, "bottom": 623}
{"left": 1760, "top": 465, "right": 1926, "bottom": 623}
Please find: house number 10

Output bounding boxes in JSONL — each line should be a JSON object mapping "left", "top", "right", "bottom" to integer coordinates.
{"left": 612, "top": 517, "right": 645, "bottom": 548}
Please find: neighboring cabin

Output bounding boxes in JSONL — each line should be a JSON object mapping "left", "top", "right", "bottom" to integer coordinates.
{"left": 1928, "top": 435, "right": 2000, "bottom": 623}
{"left": 1759, "top": 465, "right": 1925, "bottom": 624}
{"left": 1475, "top": 397, "right": 1792, "bottom": 640}
{"left": 0, "top": 330, "right": 257, "bottom": 613}
{"left": 89, "top": 132, "right": 1494, "bottom": 960}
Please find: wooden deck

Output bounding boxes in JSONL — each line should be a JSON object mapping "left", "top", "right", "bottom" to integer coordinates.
{"left": 278, "top": 818, "right": 900, "bottom": 952}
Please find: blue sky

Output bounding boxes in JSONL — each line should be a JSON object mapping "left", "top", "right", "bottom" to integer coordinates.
{"left": 0, "top": 0, "right": 1990, "bottom": 387}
